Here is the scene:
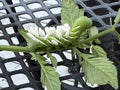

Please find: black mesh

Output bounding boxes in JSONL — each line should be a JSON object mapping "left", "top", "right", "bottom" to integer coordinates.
{"left": 0, "top": 0, "right": 120, "bottom": 90}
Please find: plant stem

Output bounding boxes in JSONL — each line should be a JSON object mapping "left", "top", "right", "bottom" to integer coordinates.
{"left": 0, "top": 45, "right": 30, "bottom": 52}
{"left": 78, "top": 28, "right": 115, "bottom": 44}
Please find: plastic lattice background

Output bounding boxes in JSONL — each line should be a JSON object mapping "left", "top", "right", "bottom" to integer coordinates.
{"left": 0, "top": 0, "right": 120, "bottom": 90}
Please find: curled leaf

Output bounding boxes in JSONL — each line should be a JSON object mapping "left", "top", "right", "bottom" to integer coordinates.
{"left": 47, "top": 52, "right": 58, "bottom": 68}
{"left": 92, "top": 45, "right": 107, "bottom": 57}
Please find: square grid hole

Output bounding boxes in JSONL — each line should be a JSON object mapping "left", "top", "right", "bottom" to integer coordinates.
{"left": 11, "top": 37, "right": 20, "bottom": 45}
{"left": 0, "top": 18, "right": 11, "bottom": 25}
{"left": 5, "top": 61, "right": 22, "bottom": 72}
{"left": 0, "top": 68, "right": 2, "bottom": 73}
{"left": 50, "top": 7, "right": 61, "bottom": 14}
{"left": 5, "top": 27, "right": 15, "bottom": 35}
{"left": 0, "top": 77, "right": 9, "bottom": 89}
{"left": 0, "top": 39, "right": 9, "bottom": 45}
{"left": 0, "top": 2, "right": 4, "bottom": 7}
{"left": 19, "top": 87, "right": 35, "bottom": 90}
{"left": 0, "top": 51, "right": 15, "bottom": 59}
{"left": 12, "top": 0, "right": 20, "bottom": 4}
{"left": 27, "top": 3, "right": 42, "bottom": 9}
{"left": 33, "top": 11, "right": 49, "bottom": 18}
{"left": 17, "top": 14, "right": 32, "bottom": 21}
{"left": 0, "top": 9, "right": 7, "bottom": 16}
{"left": 43, "top": 0, "right": 59, "bottom": 6}
{"left": 15, "top": 6, "right": 26, "bottom": 13}
{"left": 11, "top": 73, "right": 29, "bottom": 85}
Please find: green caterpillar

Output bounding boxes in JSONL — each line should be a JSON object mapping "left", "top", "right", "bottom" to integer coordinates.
{"left": 42, "top": 16, "right": 93, "bottom": 48}
{"left": 21, "top": 16, "right": 93, "bottom": 52}
{"left": 69, "top": 16, "right": 93, "bottom": 41}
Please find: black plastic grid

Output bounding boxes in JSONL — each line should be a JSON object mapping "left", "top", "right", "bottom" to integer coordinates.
{"left": 0, "top": 0, "right": 120, "bottom": 90}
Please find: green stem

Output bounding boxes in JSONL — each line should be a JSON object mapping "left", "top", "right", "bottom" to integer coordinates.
{"left": 0, "top": 45, "right": 30, "bottom": 52}
{"left": 78, "top": 28, "right": 115, "bottom": 44}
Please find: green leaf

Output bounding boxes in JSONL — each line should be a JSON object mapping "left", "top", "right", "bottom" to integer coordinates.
{"left": 82, "top": 56, "right": 118, "bottom": 89}
{"left": 47, "top": 52, "right": 58, "bottom": 68}
{"left": 89, "top": 26, "right": 99, "bottom": 37}
{"left": 61, "top": 0, "right": 84, "bottom": 28}
{"left": 89, "top": 26, "right": 101, "bottom": 44}
{"left": 114, "top": 8, "right": 120, "bottom": 26}
{"left": 33, "top": 53, "right": 61, "bottom": 90}
{"left": 73, "top": 48, "right": 95, "bottom": 59}
{"left": 19, "top": 30, "right": 34, "bottom": 45}
{"left": 30, "top": 53, "right": 48, "bottom": 64}
{"left": 19, "top": 30, "right": 45, "bottom": 52}
{"left": 94, "top": 39, "right": 101, "bottom": 44}
{"left": 92, "top": 45, "right": 107, "bottom": 57}
{"left": 41, "top": 66, "right": 61, "bottom": 90}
